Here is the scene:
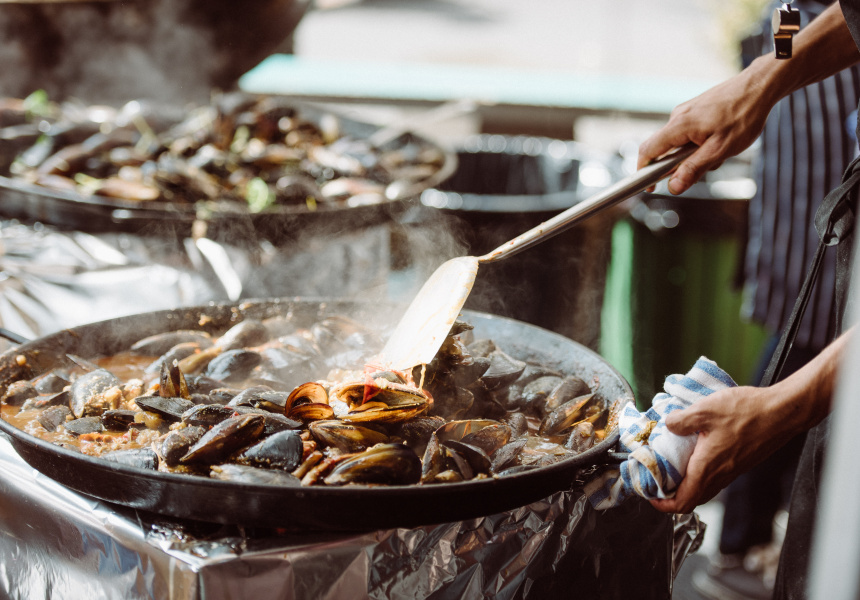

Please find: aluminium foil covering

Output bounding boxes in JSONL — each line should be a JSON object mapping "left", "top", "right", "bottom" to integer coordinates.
{"left": 0, "top": 435, "right": 702, "bottom": 600}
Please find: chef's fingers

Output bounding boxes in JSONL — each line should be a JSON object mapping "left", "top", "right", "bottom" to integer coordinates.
{"left": 665, "top": 138, "right": 726, "bottom": 195}
{"left": 662, "top": 405, "right": 704, "bottom": 437}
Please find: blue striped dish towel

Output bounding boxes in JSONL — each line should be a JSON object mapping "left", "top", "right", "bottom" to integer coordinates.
{"left": 584, "top": 357, "right": 737, "bottom": 510}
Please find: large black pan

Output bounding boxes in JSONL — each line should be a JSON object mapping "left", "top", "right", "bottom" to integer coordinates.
{"left": 0, "top": 299, "right": 631, "bottom": 532}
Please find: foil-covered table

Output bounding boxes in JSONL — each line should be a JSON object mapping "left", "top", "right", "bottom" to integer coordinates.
{"left": 0, "top": 220, "right": 704, "bottom": 598}
{"left": 0, "top": 435, "right": 701, "bottom": 600}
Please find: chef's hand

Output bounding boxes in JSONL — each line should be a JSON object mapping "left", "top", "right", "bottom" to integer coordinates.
{"left": 637, "top": 1, "right": 860, "bottom": 196}
{"left": 637, "top": 68, "right": 773, "bottom": 196}
{"left": 648, "top": 385, "right": 784, "bottom": 514}
{"left": 650, "top": 328, "right": 850, "bottom": 514}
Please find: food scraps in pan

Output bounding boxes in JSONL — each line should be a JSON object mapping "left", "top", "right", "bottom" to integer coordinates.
{"left": 0, "top": 315, "right": 613, "bottom": 487}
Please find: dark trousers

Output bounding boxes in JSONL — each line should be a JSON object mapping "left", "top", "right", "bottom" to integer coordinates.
{"left": 718, "top": 337, "right": 817, "bottom": 555}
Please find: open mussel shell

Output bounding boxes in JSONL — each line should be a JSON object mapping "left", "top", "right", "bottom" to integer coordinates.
{"left": 290, "top": 402, "right": 335, "bottom": 423}
{"left": 309, "top": 420, "right": 389, "bottom": 453}
{"left": 538, "top": 393, "right": 595, "bottom": 437}
{"left": 159, "top": 360, "right": 191, "bottom": 400}
{"left": 564, "top": 421, "right": 597, "bottom": 453}
{"left": 323, "top": 443, "right": 422, "bottom": 486}
{"left": 544, "top": 376, "right": 591, "bottom": 413}
{"left": 286, "top": 382, "right": 329, "bottom": 413}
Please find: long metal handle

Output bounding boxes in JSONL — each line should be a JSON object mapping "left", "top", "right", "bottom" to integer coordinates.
{"left": 478, "top": 144, "right": 697, "bottom": 263}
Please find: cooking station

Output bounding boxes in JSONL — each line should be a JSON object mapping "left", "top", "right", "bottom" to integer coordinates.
{"left": 0, "top": 2, "right": 718, "bottom": 598}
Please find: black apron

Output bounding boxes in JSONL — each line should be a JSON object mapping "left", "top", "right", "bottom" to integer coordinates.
{"left": 772, "top": 4, "right": 860, "bottom": 594}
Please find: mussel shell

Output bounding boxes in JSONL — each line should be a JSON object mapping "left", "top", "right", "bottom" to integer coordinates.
{"left": 443, "top": 440, "right": 491, "bottom": 477}
{"left": 258, "top": 412, "right": 303, "bottom": 436}
{"left": 33, "top": 371, "right": 70, "bottom": 394}
{"left": 2, "top": 380, "right": 38, "bottom": 406}
{"left": 21, "top": 390, "right": 70, "bottom": 410}
{"left": 287, "top": 382, "right": 328, "bottom": 411}
{"left": 451, "top": 356, "right": 491, "bottom": 388}
{"left": 204, "top": 349, "right": 262, "bottom": 383}
{"left": 564, "top": 421, "right": 597, "bottom": 453}
{"left": 215, "top": 319, "right": 269, "bottom": 351}
{"left": 207, "top": 387, "right": 241, "bottom": 405}
{"left": 180, "top": 414, "right": 266, "bottom": 464}
{"left": 501, "top": 412, "right": 529, "bottom": 438}
{"left": 210, "top": 464, "right": 302, "bottom": 486}
{"left": 70, "top": 369, "right": 121, "bottom": 418}
{"left": 63, "top": 416, "right": 104, "bottom": 436}
{"left": 144, "top": 342, "right": 205, "bottom": 376}
{"left": 253, "top": 391, "right": 292, "bottom": 414}
{"left": 545, "top": 377, "right": 591, "bottom": 413}
{"left": 135, "top": 396, "right": 196, "bottom": 422}
{"left": 159, "top": 360, "right": 191, "bottom": 400}
{"left": 103, "top": 448, "right": 159, "bottom": 470}
{"left": 290, "top": 402, "right": 335, "bottom": 422}
{"left": 160, "top": 426, "right": 206, "bottom": 467}
{"left": 434, "top": 419, "right": 502, "bottom": 444}
{"left": 420, "top": 434, "right": 444, "bottom": 483}
{"left": 323, "top": 443, "right": 421, "bottom": 486}
{"left": 181, "top": 404, "right": 236, "bottom": 428}
{"left": 480, "top": 350, "right": 526, "bottom": 390}
{"left": 518, "top": 375, "right": 564, "bottom": 414}
{"left": 490, "top": 437, "right": 528, "bottom": 472}
{"left": 340, "top": 401, "right": 425, "bottom": 424}
{"left": 394, "top": 416, "right": 447, "bottom": 455}
{"left": 226, "top": 385, "right": 275, "bottom": 408}
{"left": 538, "top": 393, "right": 594, "bottom": 437}
{"left": 36, "top": 405, "right": 71, "bottom": 432}
{"left": 460, "top": 422, "right": 511, "bottom": 456}
{"left": 130, "top": 330, "right": 213, "bottom": 356}
{"left": 236, "top": 430, "right": 303, "bottom": 470}
{"left": 309, "top": 420, "right": 389, "bottom": 453}
{"left": 101, "top": 409, "right": 138, "bottom": 431}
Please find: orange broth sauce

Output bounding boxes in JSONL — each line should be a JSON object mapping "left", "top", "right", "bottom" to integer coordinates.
{"left": 1, "top": 352, "right": 158, "bottom": 451}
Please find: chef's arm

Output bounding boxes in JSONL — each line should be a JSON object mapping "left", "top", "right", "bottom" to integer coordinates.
{"left": 638, "top": 1, "right": 860, "bottom": 196}
{"left": 649, "top": 327, "right": 852, "bottom": 514}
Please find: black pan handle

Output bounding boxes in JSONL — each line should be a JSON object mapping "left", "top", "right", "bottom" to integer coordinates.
{"left": 0, "top": 328, "right": 30, "bottom": 346}
{"left": 604, "top": 451, "right": 630, "bottom": 464}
